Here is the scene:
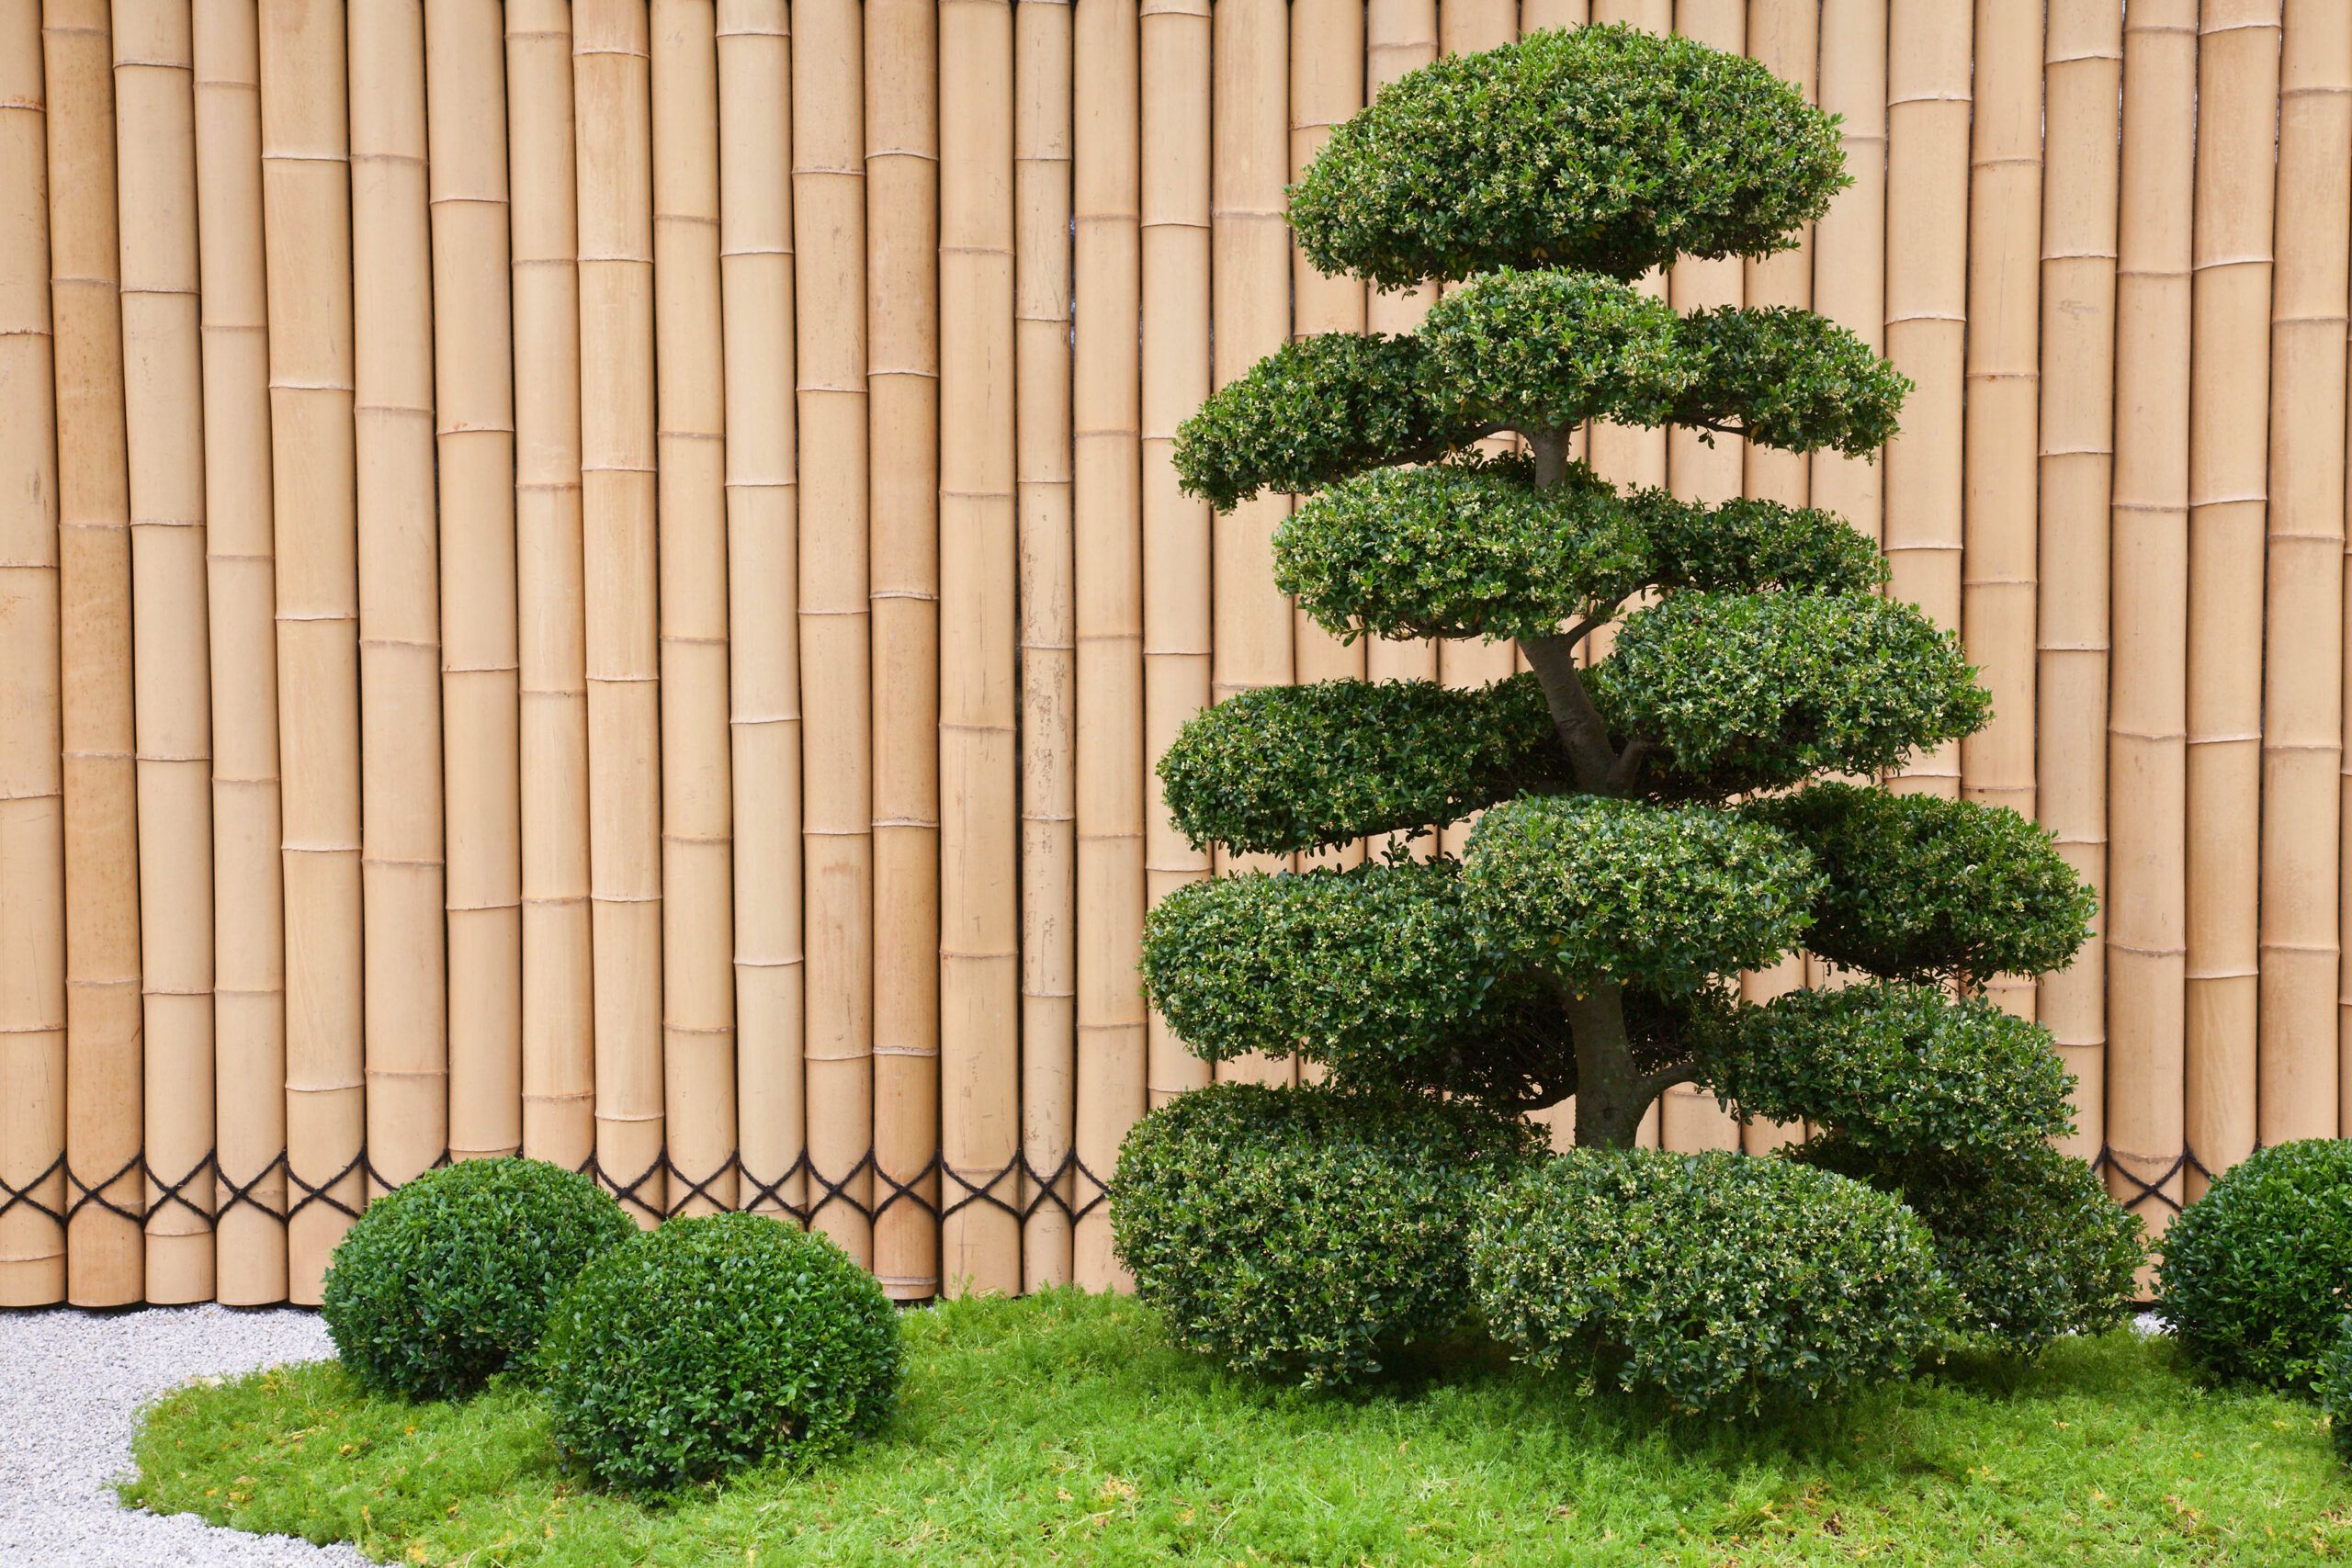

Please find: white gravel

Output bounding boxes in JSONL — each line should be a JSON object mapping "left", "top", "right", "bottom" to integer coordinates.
{"left": 0, "top": 1304, "right": 369, "bottom": 1567}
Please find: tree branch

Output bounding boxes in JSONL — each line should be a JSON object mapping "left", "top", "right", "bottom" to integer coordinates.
{"left": 1636, "top": 1058, "right": 1704, "bottom": 1100}
{"left": 1518, "top": 632, "right": 1623, "bottom": 793}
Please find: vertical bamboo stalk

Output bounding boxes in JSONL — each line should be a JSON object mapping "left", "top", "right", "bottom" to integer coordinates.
{"left": 1961, "top": 0, "right": 2043, "bottom": 1021}
{"left": 259, "top": 0, "right": 363, "bottom": 1300}
{"left": 573, "top": 0, "right": 664, "bottom": 1224}
{"left": 1139, "top": 0, "right": 1211, "bottom": 1110}
{"left": 1363, "top": 0, "right": 1439, "bottom": 706}
{"left": 1210, "top": 0, "right": 1295, "bottom": 1087}
{"left": 866, "top": 0, "right": 940, "bottom": 1299}
{"left": 651, "top": 0, "right": 736, "bottom": 1216}
{"left": 1812, "top": 0, "right": 1888, "bottom": 552}
{"left": 50, "top": 0, "right": 144, "bottom": 1307}
{"left": 426, "top": 0, "right": 523, "bottom": 1165}
{"left": 507, "top": 0, "right": 596, "bottom": 1173}
{"left": 194, "top": 0, "right": 284, "bottom": 1304}
{"left": 2038, "top": 0, "right": 2124, "bottom": 1165}
{"left": 1288, "top": 0, "right": 1365, "bottom": 874}
{"left": 2266, "top": 0, "right": 2350, "bottom": 1145}
{"left": 938, "top": 0, "right": 1020, "bottom": 1296}
{"left": 2106, "top": 0, "right": 2197, "bottom": 1227}
{"left": 715, "top": 0, "right": 802, "bottom": 1220}
{"left": 1016, "top": 0, "right": 1076, "bottom": 1289}
{"left": 1071, "top": 0, "right": 1143, "bottom": 1290}
{"left": 350, "top": 0, "right": 448, "bottom": 1200}
{"left": 793, "top": 0, "right": 872, "bottom": 1263}
{"left": 2183, "top": 0, "right": 2280, "bottom": 1198}
{"left": 113, "top": 0, "right": 215, "bottom": 1302}
{"left": 1883, "top": 0, "right": 1969, "bottom": 801}
{"left": 0, "top": 0, "right": 68, "bottom": 1306}
{"left": 1520, "top": 1, "right": 1591, "bottom": 28}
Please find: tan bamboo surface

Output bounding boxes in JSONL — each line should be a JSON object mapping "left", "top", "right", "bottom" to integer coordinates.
{"left": 507, "top": 0, "right": 596, "bottom": 1175}
{"left": 350, "top": 0, "right": 449, "bottom": 1201}
{"left": 1811, "top": 0, "right": 1887, "bottom": 555}
{"left": 1521, "top": 1, "right": 1591, "bottom": 30}
{"left": 1288, "top": 0, "right": 1367, "bottom": 874}
{"left": 0, "top": 0, "right": 68, "bottom": 1306}
{"left": 1140, "top": 0, "right": 1212, "bottom": 1110}
{"left": 425, "top": 0, "right": 523, "bottom": 1166}
{"left": 2269, "top": 0, "right": 2351, "bottom": 1142}
{"left": 50, "top": 0, "right": 143, "bottom": 1309}
{"left": 1016, "top": 0, "right": 1078, "bottom": 1290}
{"left": 2106, "top": 0, "right": 2198, "bottom": 1227}
{"left": 574, "top": 0, "right": 665, "bottom": 1224}
{"left": 258, "top": 0, "right": 363, "bottom": 1303}
{"left": 792, "top": 0, "right": 872, "bottom": 1265}
{"left": 112, "top": 0, "right": 215, "bottom": 1303}
{"left": 2038, "top": 0, "right": 2124, "bottom": 1165}
{"left": 1209, "top": 0, "right": 1295, "bottom": 1088}
{"left": 715, "top": 0, "right": 803, "bottom": 1222}
{"left": 1071, "top": 0, "right": 1144, "bottom": 1291}
{"left": 1361, "top": 0, "right": 1439, "bottom": 706}
{"left": 191, "top": 0, "right": 284, "bottom": 1305}
{"left": 939, "top": 0, "right": 1022, "bottom": 1298}
{"left": 866, "top": 0, "right": 940, "bottom": 1301}
{"left": 2183, "top": 0, "right": 2282, "bottom": 1201}
{"left": 1960, "top": 0, "right": 2042, "bottom": 1021}
{"left": 651, "top": 0, "right": 735, "bottom": 1218}
{"left": 1882, "top": 0, "right": 1969, "bottom": 801}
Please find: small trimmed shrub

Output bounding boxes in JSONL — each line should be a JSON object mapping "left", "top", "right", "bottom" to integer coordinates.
{"left": 1468, "top": 1149, "right": 1953, "bottom": 1416}
{"left": 320, "top": 1157, "right": 636, "bottom": 1401}
{"left": 2320, "top": 1318, "right": 2352, "bottom": 1461}
{"left": 1111, "top": 1082, "right": 1548, "bottom": 1388}
{"left": 2159, "top": 1140, "right": 2352, "bottom": 1391}
{"left": 539, "top": 1213, "right": 900, "bottom": 1493}
{"left": 1794, "top": 1135, "right": 2144, "bottom": 1357}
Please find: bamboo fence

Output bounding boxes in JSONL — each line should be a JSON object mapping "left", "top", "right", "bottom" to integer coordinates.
{"left": 4, "top": 3, "right": 2346, "bottom": 1303}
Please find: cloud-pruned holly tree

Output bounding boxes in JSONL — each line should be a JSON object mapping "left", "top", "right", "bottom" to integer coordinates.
{"left": 1111, "top": 26, "right": 2138, "bottom": 1394}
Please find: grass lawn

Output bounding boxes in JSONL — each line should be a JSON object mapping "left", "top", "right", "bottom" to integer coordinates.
{"left": 127, "top": 1289, "right": 2347, "bottom": 1566}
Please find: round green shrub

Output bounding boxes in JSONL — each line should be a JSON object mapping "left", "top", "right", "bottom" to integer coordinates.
{"left": 539, "top": 1213, "right": 901, "bottom": 1492}
{"left": 319, "top": 1157, "right": 636, "bottom": 1401}
{"left": 1289, "top": 24, "right": 1845, "bottom": 288}
{"left": 1111, "top": 1082, "right": 1548, "bottom": 1387}
{"left": 2158, "top": 1140, "right": 2352, "bottom": 1391}
{"left": 2318, "top": 1318, "right": 2352, "bottom": 1461}
{"left": 1792, "top": 1135, "right": 2145, "bottom": 1358}
{"left": 1468, "top": 1149, "right": 1953, "bottom": 1416}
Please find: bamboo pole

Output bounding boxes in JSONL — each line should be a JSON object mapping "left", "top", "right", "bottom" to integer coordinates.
{"left": 1961, "top": 0, "right": 2043, "bottom": 1022}
{"left": 1210, "top": 0, "right": 1295, "bottom": 1087}
{"left": 715, "top": 0, "right": 802, "bottom": 1221}
{"left": 0, "top": 0, "right": 68, "bottom": 1307}
{"left": 651, "top": 0, "right": 736, "bottom": 1216}
{"left": 49, "top": 0, "right": 144, "bottom": 1306}
{"left": 1883, "top": 0, "right": 1969, "bottom": 801}
{"left": 1520, "top": 1, "right": 1590, "bottom": 28}
{"left": 350, "top": 0, "right": 448, "bottom": 1201}
{"left": 939, "top": 0, "right": 1021, "bottom": 1297}
{"left": 1289, "top": 0, "right": 1365, "bottom": 877}
{"left": 1016, "top": 0, "right": 1077, "bottom": 1289}
{"left": 2106, "top": 0, "right": 2197, "bottom": 1227}
{"left": 259, "top": 0, "right": 363, "bottom": 1301}
{"left": 793, "top": 0, "right": 872, "bottom": 1263}
{"left": 425, "top": 0, "right": 523, "bottom": 1165}
{"left": 573, "top": 0, "right": 664, "bottom": 1224}
{"left": 113, "top": 0, "right": 215, "bottom": 1302}
{"left": 1070, "top": 0, "right": 1143, "bottom": 1290}
{"left": 1140, "top": 0, "right": 1211, "bottom": 1110}
{"left": 1363, "top": 0, "right": 1438, "bottom": 707}
{"left": 2184, "top": 0, "right": 2280, "bottom": 1199}
{"left": 866, "top": 0, "right": 940, "bottom": 1299}
{"left": 1812, "top": 0, "right": 1888, "bottom": 553}
{"left": 507, "top": 0, "right": 596, "bottom": 1173}
{"left": 2266, "top": 0, "right": 2350, "bottom": 1145}
{"left": 2038, "top": 0, "right": 2124, "bottom": 1166}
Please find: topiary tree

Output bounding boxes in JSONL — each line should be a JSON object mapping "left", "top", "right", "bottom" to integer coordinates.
{"left": 1126, "top": 24, "right": 2123, "bottom": 1375}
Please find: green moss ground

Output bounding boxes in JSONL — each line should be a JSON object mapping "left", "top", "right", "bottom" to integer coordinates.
{"left": 127, "top": 1289, "right": 2348, "bottom": 1565}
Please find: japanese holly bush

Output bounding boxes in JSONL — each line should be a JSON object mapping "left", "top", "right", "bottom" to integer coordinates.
{"left": 1116, "top": 25, "right": 2131, "bottom": 1390}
